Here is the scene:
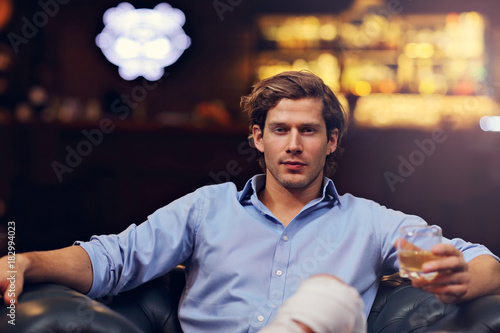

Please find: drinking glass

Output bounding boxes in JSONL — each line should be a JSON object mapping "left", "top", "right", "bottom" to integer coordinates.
{"left": 397, "top": 225, "right": 442, "bottom": 280}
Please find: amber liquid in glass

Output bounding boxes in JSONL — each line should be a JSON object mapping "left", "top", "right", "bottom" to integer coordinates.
{"left": 398, "top": 250, "right": 439, "bottom": 280}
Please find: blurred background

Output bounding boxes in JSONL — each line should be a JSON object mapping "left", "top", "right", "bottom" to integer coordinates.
{"left": 0, "top": 0, "right": 499, "bottom": 256}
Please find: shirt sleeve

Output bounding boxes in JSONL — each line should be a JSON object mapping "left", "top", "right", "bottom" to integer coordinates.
{"left": 376, "top": 204, "right": 500, "bottom": 274}
{"left": 75, "top": 189, "right": 204, "bottom": 299}
{"left": 444, "top": 237, "right": 500, "bottom": 263}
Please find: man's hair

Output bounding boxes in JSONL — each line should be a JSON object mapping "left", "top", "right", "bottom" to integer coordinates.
{"left": 240, "top": 70, "right": 347, "bottom": 177}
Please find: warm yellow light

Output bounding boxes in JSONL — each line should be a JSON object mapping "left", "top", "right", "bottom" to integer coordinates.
{"left": 352, "top": 81, "right": 372, "bottom": 96}
{"left": 319, "top": 23, "right": 337, "bottom": 40}
{"left": 317, "top": 53, "right": 336, "bottom": 66}
{"left": 277, "top": 25, "right": 293, "bottom": 42}
{"left": 419, "top": 43, "right": 434, "bottom": 58}
{"left": 292, "top": 58, "right": 309, "bottom": 70}
{"left": 262, "top": 26, "right": 278, "bottom": 41}
{"left": 419, "top": 79, "right": 436, "bottom": 94}
{"left": 379, "top": 79, "right": 397, "bottom": 94}
{"left": 433, "top": 74, "right": 449, "bottom": 95}
{"left": 444, "top": 59, "right": 468, "bottom": 79}
{"left": 404, "top": 43, "right": 417, "bottom": 58}
{"left": 465, "top": 11, "right": 483, "bottom": 26}
{"left": 354, "top": 94, "right": 500, "bottom": 130}
{"left": 404, "top": 43, "right": 434, "bottom": 58}
{"left": 302, "top": 16, "right": 320, "bottom": 41}
{"left": 397, "top": 54, "right": 414, "bottom": 85}
{"left": 257, "top": 53, "right": 340, "bottom": 91}
{"left": 258, "top": 11, "right": 487, "bottom": 99}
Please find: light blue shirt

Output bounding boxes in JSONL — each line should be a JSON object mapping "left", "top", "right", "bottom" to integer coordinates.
{"left": 78, "top": 175, "right": 499, "bottom": 333}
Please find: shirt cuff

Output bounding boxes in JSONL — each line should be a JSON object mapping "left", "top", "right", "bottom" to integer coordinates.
{"left": 74, "top": 239, "right": 115, "bottom": 299}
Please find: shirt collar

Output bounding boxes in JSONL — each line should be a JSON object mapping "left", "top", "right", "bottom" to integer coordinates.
{"left": 239, "top": 175, "right": 341, "bottom": 207}
{"left": 322, "top": 177, "right": 342, "bottom": 207}
{"left": 239, "top": 174, "right": 265, "bottom": 202}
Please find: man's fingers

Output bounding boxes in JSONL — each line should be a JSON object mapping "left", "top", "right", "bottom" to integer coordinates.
{"left": 413, "top": 270, "right": 469, "bottom": 287}
{"left": 419, "top": 244, "right": 465, "bottom": 273}
{"left": 418, "top": 272, "right": 469, "bottom": 302}
{"left": 422, "top": 254, "right": 466, "bottom": 273}
{"left": 3, "top": 290, "right": 13, "bottom": 306}
{"left": 3, "top": 274, "right": 24, "bottom": 306}
{"left": 431, "top": 243, "right": 461, "bottom": 256}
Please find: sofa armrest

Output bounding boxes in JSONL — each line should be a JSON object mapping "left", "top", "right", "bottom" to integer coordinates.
{"left": 368, "top": 274, "right": 500, "bottom": 333}
{"left": 0, "top": 267, "right": 186, "bottom": 333}
{"left": 0, "top": 282, "right": 143, "bottom": 333}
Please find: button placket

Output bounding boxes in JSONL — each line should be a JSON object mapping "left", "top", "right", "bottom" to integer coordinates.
{"left": 267, "top": 232, "right": 291, "bottom": 306}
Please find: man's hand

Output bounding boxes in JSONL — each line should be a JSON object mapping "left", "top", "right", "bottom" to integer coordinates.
{"left": 410, "top": 243, "right": 470, "bottom": 303}
{"left": 0, "top": 254, "right": 28, "bottom": 306}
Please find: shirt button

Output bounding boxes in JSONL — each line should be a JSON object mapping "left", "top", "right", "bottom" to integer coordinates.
{"left": 282, "top": 235, "right": 288, "bottom": 241}
{"left": 276, "top": 270, "right": 283, "bottom": 276}
{"left": 257, "top": 315, "right": 264, "bottom": 322}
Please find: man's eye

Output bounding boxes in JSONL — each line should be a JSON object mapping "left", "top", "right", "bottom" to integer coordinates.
{"left": 303, "top": 128, "right": 315, "bottom": 133}
{"left": 274, "top": 128, "right": 286, "bottom": 133}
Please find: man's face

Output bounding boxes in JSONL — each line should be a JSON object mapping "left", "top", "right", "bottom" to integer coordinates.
{"left": 252, "top": 98, "right": 338, "bottom": 192}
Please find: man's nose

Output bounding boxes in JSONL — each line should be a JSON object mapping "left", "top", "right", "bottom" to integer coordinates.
{"left": 286, "top": 130, "right": 303, "bottom": 154}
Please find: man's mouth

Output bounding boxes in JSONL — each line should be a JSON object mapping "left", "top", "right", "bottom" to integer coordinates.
{"left": 281, "top": 161, "right": 306, "bottom": 170}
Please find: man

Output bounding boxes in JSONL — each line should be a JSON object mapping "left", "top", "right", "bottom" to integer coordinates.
{"left": 1, "top": 71, "right": 500, "bottom": 332}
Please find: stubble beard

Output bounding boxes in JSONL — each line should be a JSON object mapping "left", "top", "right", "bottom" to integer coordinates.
{"left": 272, "top": 168, "right": 323, "bottom": 191}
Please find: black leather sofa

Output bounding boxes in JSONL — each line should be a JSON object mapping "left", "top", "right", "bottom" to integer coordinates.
{"left": 1, "top": 266, "right": 500, "bottom": 332}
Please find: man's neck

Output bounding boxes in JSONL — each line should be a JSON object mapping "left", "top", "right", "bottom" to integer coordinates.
{"left": 258, "top": 175, "right": 324, "bottom": 227}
